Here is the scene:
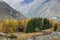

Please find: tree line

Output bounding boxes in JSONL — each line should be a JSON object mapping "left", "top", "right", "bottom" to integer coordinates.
{"left": 26, "top": 18, "right": 53, "bottom": 33}
{"left": 0, "top": 18, "right": 58, "bottom": 33}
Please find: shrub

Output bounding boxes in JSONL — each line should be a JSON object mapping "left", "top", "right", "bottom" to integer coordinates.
{"left": 8, "top": 34, "right": 17, "bottom": 39}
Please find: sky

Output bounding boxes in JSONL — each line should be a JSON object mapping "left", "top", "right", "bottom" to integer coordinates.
{"left": 3, "top": 0, "right": 35, "bottom": 7}
{"left": 21, "top": 0, "right": 34, "bottom": 5}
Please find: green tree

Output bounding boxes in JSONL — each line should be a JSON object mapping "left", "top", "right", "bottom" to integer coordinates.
{"left": 46, "top": 19, "right": 51, "bottom": 29}
{"left": 54, "top": 24, "right": 57, "bottom": 31}
{"left": 43, "top": 18, "right": 47, "bottom": 30}
{"left": 26, "top": 18, "right": 43, "bottom": 33}
{"left": 42, "top": 18, "right": 50, "bottom": 30}
{"left": 26, "top": 19, "right": 34, "bottom": 33}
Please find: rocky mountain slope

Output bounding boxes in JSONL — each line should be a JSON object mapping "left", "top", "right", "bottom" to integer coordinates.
{"left": 0, "top": 0, "right": 25, "bottom": 20}
{"left": 25, "top": 0, "right": 60, "bottom": 19}
{"left": 4, "top": 0, "right": 60, "bottom": 19}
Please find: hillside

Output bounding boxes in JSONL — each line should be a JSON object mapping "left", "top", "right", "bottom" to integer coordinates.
{"left": 0, "top": 1, "right": 25, "bottom": 20}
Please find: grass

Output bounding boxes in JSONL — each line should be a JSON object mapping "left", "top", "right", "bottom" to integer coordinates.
{"left": 10, "top": 28, "right": 54, "bottom": 40}
{"left": 15, "top": 32, "right": 43, "bottom": 40}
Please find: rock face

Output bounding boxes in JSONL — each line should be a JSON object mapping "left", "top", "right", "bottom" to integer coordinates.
{"left": 0, "top": 1, "right": 25, "bottom": 20}
{"left": 24, "top": 0, "right": 60, "bottom": 19}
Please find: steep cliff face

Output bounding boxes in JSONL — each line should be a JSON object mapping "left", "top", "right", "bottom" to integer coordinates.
{"left": 0, "top": 1, "right": 25, "bottom": 20}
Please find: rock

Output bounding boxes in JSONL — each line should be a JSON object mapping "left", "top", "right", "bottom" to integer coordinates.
{"left": 0, "top": 1, "right": 26, "bottom": 20}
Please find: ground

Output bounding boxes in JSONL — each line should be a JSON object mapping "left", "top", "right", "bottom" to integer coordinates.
{"left": 13, "top": 28, "right": 54, "bottom": 40}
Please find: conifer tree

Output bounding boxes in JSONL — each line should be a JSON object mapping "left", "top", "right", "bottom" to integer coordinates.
{"left": 26, "top": 18, "right": 43, "bottom": 33}
{"left": 26, "top": 19, "right": 34, "bottom": 33}
{"left": 54, "top": 24, "right": 57, "bottom": 31}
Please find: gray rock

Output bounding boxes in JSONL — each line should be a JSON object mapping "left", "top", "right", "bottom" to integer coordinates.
{"left": 0, "top": 1, "right": 26, "bottom": 20}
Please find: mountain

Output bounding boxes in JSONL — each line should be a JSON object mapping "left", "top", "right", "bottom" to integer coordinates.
{"left": 25, "top": 0, "right": 60, "bottom": 19}
{"left": 4, "top": 0, "right": 60, "bottom": 19}
{"left": 0, "top": 0, "right": 25, "bottom": 20}
{"left": 4, "top": 0, "right": 45, "bottom": 15}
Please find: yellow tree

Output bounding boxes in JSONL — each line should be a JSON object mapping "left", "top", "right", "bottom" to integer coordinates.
{"left": 22, "top": 19, "right": 29, "bottom": 31}
{"left": 1, "top": 20, "right": 9, "bottom": 33}
{"left": 8, "top": 20, "right": 18, "bottom": 33}
{"left": 17, "top": 20, "right": 22, "bottom": 29}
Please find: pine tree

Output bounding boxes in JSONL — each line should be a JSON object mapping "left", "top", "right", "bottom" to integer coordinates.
{"left": 26, "top": 18, "right": 43, "bottom": 33}
{"left": 46, "top": 19, "right": 50, "bottom": 29}
{"left": 37, "top": 18, "right": 43, "bottom": 31}
{"left": 42, "top": 18, "right": 50, "bottom": 30}
{"left": 26, "top": 19, "right": 34, "bottom": 33}
{"left": 43, "top": 18, "right": 47, "bottom": 30}
{"left": 54, "top": 24, "right": 57, "bottom": 31}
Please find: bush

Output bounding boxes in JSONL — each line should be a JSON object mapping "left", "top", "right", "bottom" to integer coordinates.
{"left": 8, "top": 34, "right": 17, "bottom": 39}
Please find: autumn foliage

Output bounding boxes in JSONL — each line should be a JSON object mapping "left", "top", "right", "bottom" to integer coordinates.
{"left": 0, "top": 18, "right": 58, "bottom": 33}
{"left": 0, "top": 19, "right": 29, "bottom": 33}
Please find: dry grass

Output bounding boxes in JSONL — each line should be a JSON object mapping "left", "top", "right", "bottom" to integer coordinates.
{"left": 16, "top": 32, "right": 43, "bottom": 40}
{"left": 15, "top": 28, "right": 54, "bottom": 40}
{"left": 51, "top": 38, "right": 60, "bottom": 40}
